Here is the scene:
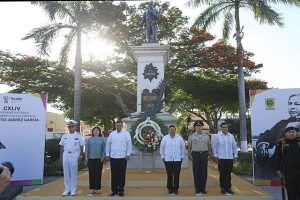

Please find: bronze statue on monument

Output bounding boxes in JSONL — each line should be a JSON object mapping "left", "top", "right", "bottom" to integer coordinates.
{"left": 140, "top": 1, "right": 160, "bottom": 43}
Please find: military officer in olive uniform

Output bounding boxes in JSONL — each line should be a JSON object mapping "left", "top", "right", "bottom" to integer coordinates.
{"left": 188, "top": 120, "right": 211, "bottom": 196}
{"left": 59, "top": 120, "right": 84, "bottom": 196}
{"left": 275, "top": 126, "right": 300, "bottom": 200}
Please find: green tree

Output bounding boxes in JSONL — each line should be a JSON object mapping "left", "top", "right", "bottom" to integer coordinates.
{"left": 169, "top": 74, "right": 267, "bottom": 134}
{"left": 187, "top": 0, "right": 294, "bottom": 151}
{"left": 166, "top": 28, "right": 267, "bottom": 134}
{"left": 0, "top": 51, "right": 73, "bottom": 104}
{"left": 22, "top": 1, "right": 120, "bottom": 131}
{"left": 0, "top": 50, "right": 136, "bottom": 129}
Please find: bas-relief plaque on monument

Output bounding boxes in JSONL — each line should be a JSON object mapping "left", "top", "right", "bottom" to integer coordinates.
{"left": 141, "top": 89, "right": 160, "bottom": 112}
{"left": 143, "top": 63, "right": 159, "bottom": 82}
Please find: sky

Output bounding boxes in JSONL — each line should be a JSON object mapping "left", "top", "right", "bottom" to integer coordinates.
{"left": 0, "top": 1, "right": 300, "bottom": 112}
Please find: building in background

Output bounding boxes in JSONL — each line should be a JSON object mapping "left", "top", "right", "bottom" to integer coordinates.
{"left": 79, "top": 122, "right": 93, "bottom": 140}
{"left": 46, "top": 112, "right": 66, "bottom": 139}
{"left": 46, "top": 112, "right": 93, "bottom": 140}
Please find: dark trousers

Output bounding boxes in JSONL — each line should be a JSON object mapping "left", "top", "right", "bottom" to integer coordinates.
{"left": 88, "top": 159, "right": 103, "bottom": 190}
{"left": 192, "top": 151, "right": 208, "bottom": 192}
{"left": 164, "top": 161, "right": 182, "bottom": 192}
{"left": 285, "top": 172, "right": 300, "bottom": 200}
{"left": 110, "top": 158, "right": 127, "bottom": 193}
{"left": 218, "top": 159, "right": 233, "bottom": 190}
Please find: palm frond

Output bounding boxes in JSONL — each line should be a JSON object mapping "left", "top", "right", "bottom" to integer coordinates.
{"left": 193, "top": 2, "right": 233, "bottom": 30}
{"left": 222, "top": 12, "right": 234, "bottom": 40}
{"left": 77, "top": 3, "right": 96, "bottom": 28}
{"left": 22, "top": 24, "right": 75, "bottom": 55}
{"left": 59, "top": 29, "right": 76, "bottom": 66}
{"left": 32, "top": 1, "right": 76, "bottom": 22}
{"left": 248, "top": 0, "right": 284, "bottom": 27}
{"left": 187, "top": 0, "right": 209, "bottom": 7}
{"left": 264, "top": 0, "right": 300, "bottom": 5}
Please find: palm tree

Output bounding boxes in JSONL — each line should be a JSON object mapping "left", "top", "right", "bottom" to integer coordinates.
{"left": 187, "top": 0, "right": 297, "bottom": 152}
{"left": 23, "top": 1, "right": 98, "bottom": 131}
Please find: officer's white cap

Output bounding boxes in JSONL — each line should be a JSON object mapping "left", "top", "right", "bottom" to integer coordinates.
{"left": 66, "top": 120, "right": 77, "bottom": 127}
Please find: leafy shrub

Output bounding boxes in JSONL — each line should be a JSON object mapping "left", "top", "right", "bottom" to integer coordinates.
{"left": 233, "top": 162, "right": 253, "bottom": 176}
{"left": 45, "top": 139, "right": 61, "bottom": 164}
{"left": 233, "top": 152, "right": 253, "bottom": 176}
{"left": 44, "top": 162, "right": 63, "bottom": 176}
{"left": 78, "top": 160, "right": 86, "bottom": 170}
{"left": 44, "top": 161, "right": 87, "bottom": 176}
{"left": 238, "top": 152, "right": 252, "bottom": 165}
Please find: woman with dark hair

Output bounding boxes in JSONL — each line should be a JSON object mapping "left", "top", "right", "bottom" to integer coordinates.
{"left": 85, "top": 127, "right": 106, "bottom": 196}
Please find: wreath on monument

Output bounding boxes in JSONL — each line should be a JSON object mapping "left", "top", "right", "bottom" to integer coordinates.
{"left": 130, "top": 115, "right": 168, "bottom": 152}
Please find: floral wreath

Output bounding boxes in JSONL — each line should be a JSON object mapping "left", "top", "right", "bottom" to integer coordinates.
{"left": 130, "top": 115, "right": 167, "bottom": 152}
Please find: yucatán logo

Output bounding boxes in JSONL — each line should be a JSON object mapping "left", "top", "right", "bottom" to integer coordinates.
{"left": 3, "top": 96, "right": 10, "bottom": 104}
{"left": 3, "top": 96, "right": 23, "bottom": 104}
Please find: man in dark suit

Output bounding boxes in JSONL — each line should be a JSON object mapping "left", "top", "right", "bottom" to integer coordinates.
{"left": 275, "top": 126, "right": 300, "bottom": 200}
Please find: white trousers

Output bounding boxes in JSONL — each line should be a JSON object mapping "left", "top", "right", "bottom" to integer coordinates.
{"left": 63, "top": 154, "right": 79, "bottom": 193}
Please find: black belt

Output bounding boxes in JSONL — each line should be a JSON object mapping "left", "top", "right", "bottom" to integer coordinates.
{"left": 192, "top": 151, "right": 208, "bottom": 153}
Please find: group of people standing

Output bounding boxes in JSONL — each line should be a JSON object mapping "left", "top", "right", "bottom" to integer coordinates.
{"left": 188, "top": 121, "right": 238, "bottom": 196}
{"left": 59, "top": 119, "right": 238, "bottom": 197}
{"left": 59, "top": 120, "right": 131, "bottom": 197}
{"left": 161, "top": 121, "right": 238, "bottom": 196}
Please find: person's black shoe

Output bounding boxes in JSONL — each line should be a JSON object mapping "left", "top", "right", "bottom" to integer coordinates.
{"left": 220, "top": 188, "right": 226, "bottom": 194}
{"left": 110, "top": 192, "right": 118, "bottom": 196}
{"left": 201, "top": 190, "right": 207, "bottom": 194}
{"left": 119, "top": 192, "right": 124, "bottom": 197}
{"left": 173, "top": 190, "right": 178, "bottom": 195}
{"left": 227, "top": 189, "right": 234, "bottom": 194}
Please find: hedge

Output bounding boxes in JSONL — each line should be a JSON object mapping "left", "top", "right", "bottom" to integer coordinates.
{"left": 233, "top": 152, "right": 253, "bottom": 176}
{"left": 44, "top": 161, "right": 86, "bottom": 176}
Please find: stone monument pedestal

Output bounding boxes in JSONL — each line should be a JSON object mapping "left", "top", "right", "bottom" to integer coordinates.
{"left": 123, "top": 42, "right": 189, "bottom": 170}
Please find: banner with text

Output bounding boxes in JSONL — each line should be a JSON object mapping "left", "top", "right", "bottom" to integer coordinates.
{"left": 0, "top": 93, "right": 47, "bottom": 185}
{"left": 250, "top": 88, "right": 300, "bottom": 185}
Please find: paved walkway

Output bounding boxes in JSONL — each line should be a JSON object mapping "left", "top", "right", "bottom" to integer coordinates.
{"left": 17, "top": 160, "right": 274, "bottom": 200}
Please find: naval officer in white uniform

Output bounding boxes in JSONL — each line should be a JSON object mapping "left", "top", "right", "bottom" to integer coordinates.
{"left": 59, "top": 120, "right": 84, "bottom": 196}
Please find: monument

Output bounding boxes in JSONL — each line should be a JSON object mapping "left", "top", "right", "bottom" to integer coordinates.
{"left": 123, "top": 2, "right": 188, "bottom": 170}
{"left": 140, "top": 1, "right": 160, "bottom": 43}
